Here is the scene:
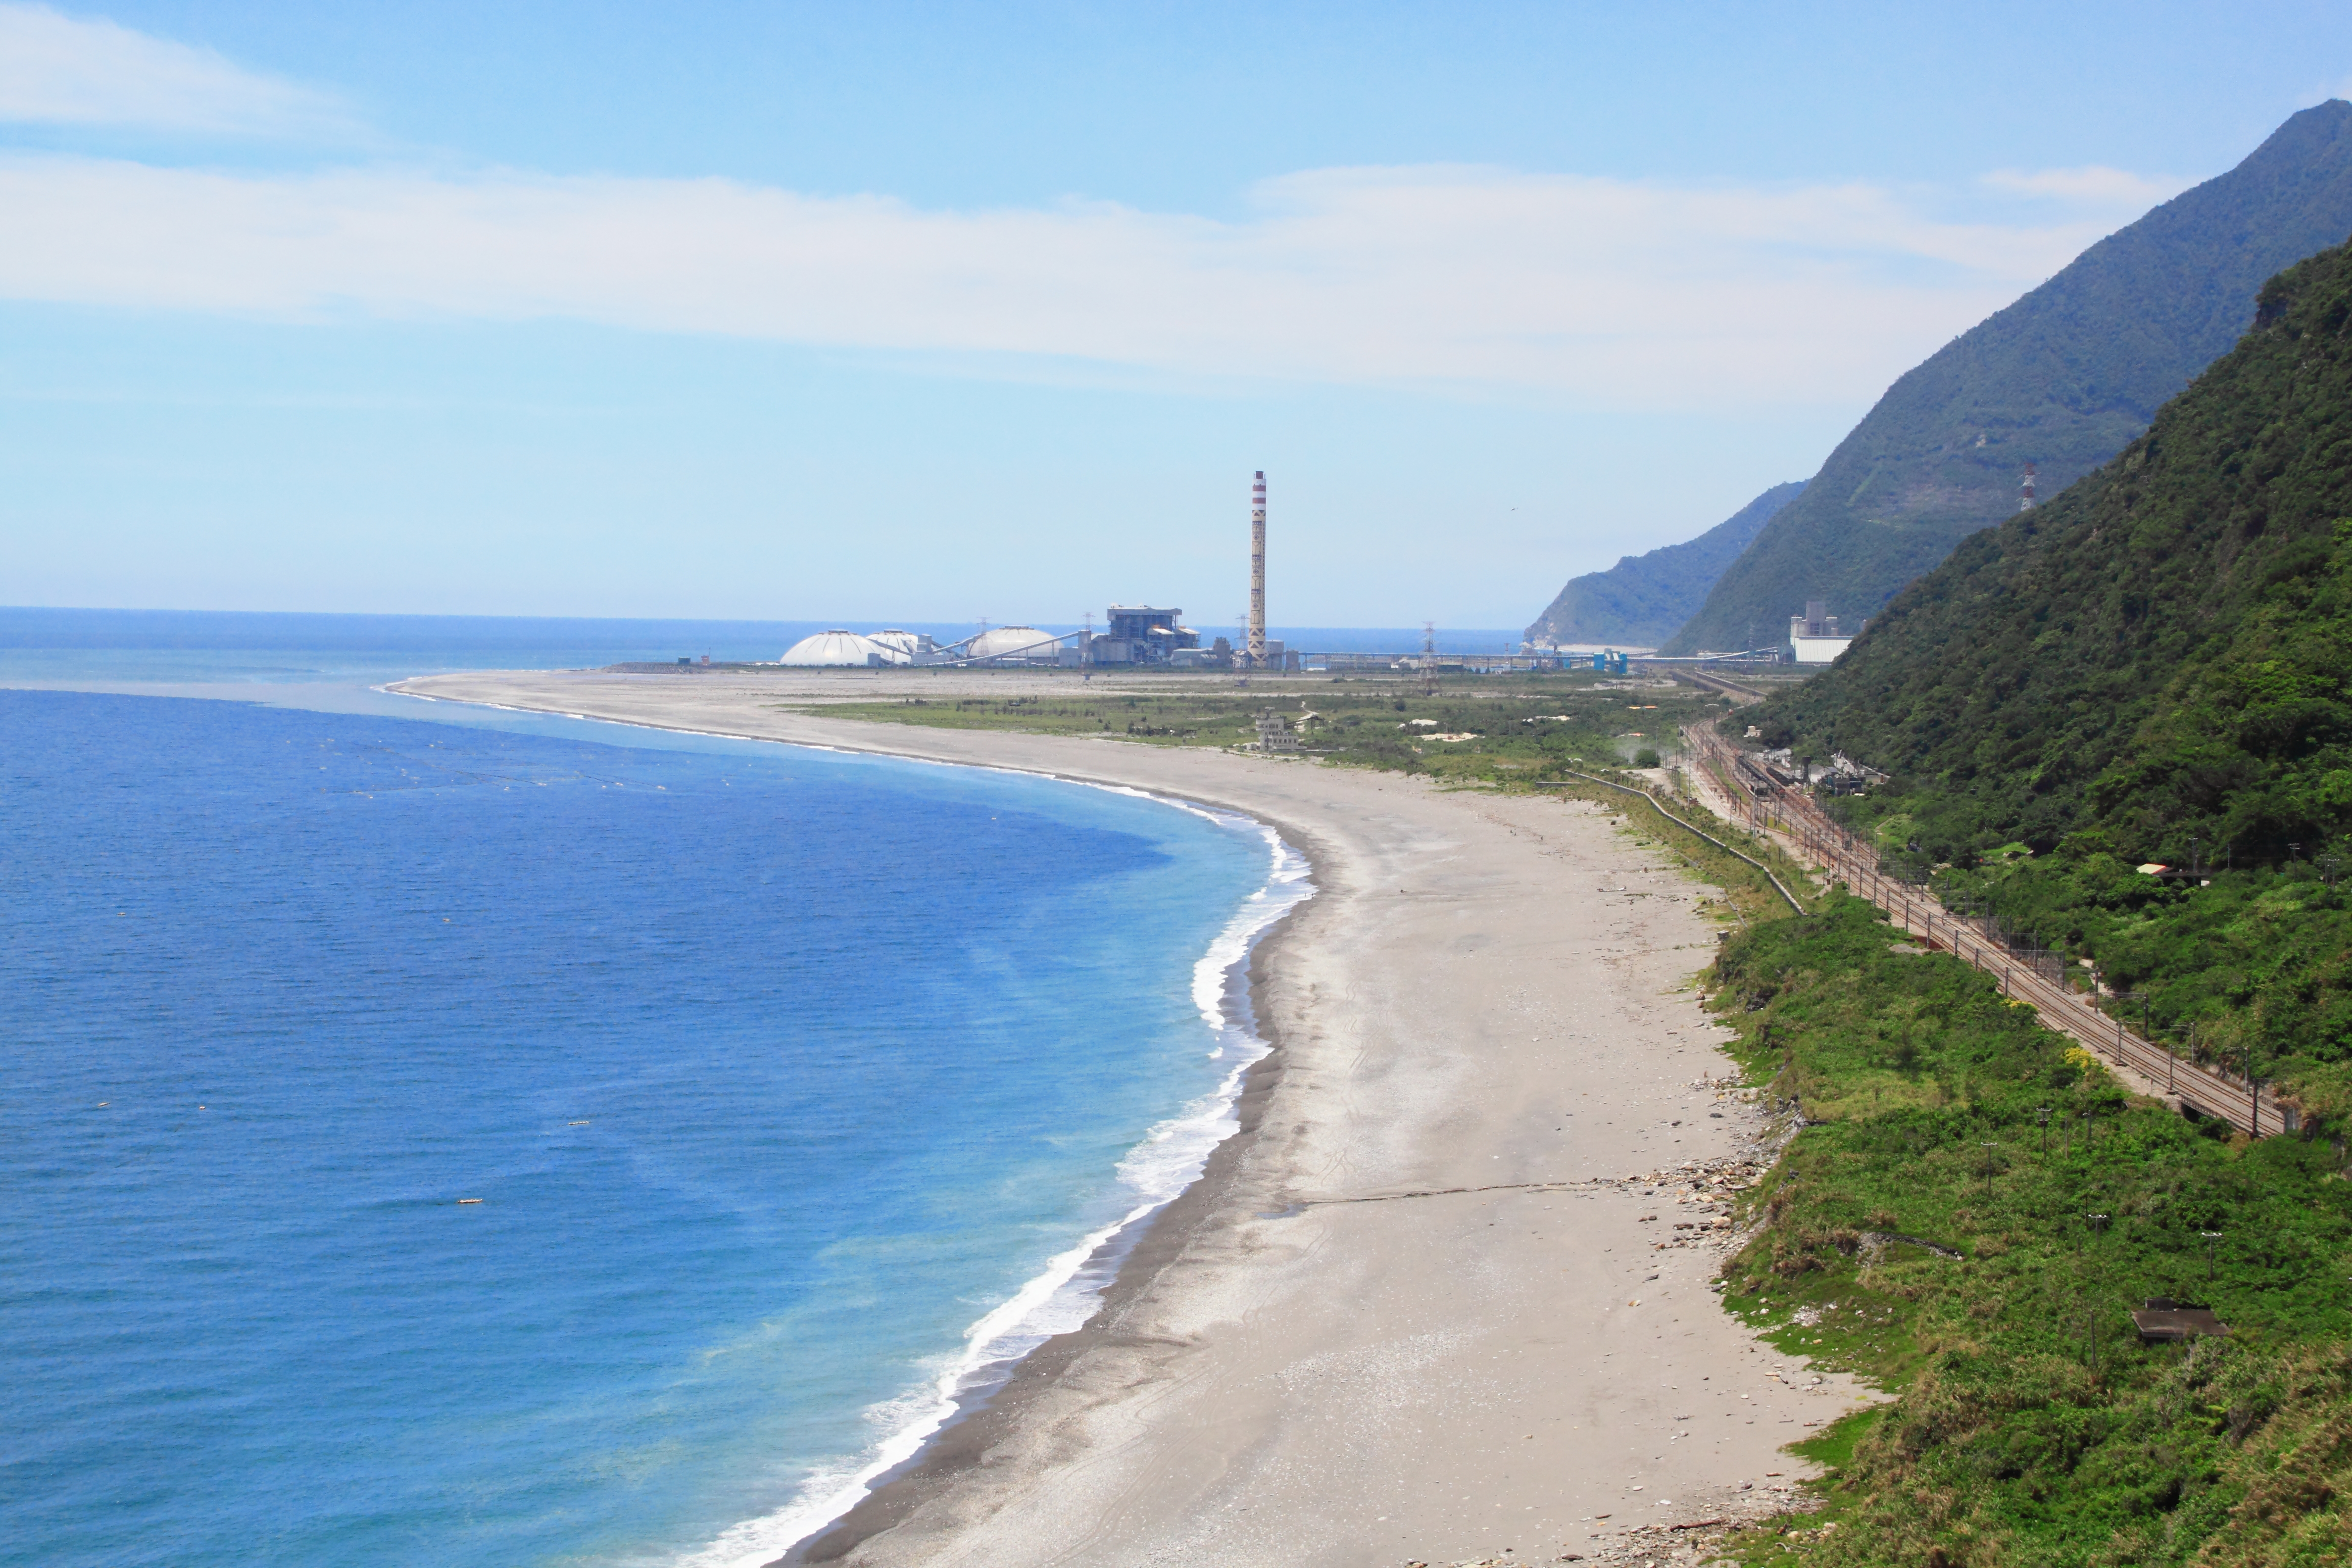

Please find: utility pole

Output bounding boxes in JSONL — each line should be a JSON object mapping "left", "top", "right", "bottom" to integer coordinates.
{"left": 2202, "top": 1230, "right": 2222, "bottom": 1288}
{"left": 2083, "top": 1213, "right": 2109, "bottom": 1380}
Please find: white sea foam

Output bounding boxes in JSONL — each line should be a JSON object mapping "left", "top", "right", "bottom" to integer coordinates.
{"left": 383, "top": 686, "right": 1319, "bottom": 1567}
{"left": 665, "top": 792, "right": 1313, "bottom": 1568}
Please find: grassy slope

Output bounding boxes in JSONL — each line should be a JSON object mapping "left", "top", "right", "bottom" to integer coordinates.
{"left": 1524, "top": 480, "right": 1803, "bottom": 647}
{"left": 1664, "top": 101, "right": 2352, "bottom": 656}
{"left": 1710, "top": 899, "right": 2352, "bottom": 1568}
{"left": 1750, "top": 233, "right": 2352, "bottom": 1115}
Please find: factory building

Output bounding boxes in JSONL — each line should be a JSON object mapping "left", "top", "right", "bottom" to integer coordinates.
{"left": 1788, "top": 600, "right": 1861, "bottom": 664}
{"left": 866, "top": 629, "right": 937, "bottom": 660}
{"left": 1084, "top": 606, "right": 1199, "bottom": 666}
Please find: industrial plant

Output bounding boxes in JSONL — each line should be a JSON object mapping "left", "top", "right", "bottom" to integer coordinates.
{"left": 736, "top": 467, "right": 1660, "bottom": 675}
{"left": 1788, "top": 600, "right": 1861, "bottom": 664}
{"left": 774, "top": 470, "right": 1302, "bottom": 671}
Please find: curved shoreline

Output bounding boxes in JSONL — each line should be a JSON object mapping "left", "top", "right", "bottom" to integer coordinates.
{"left": 390, "top": 677, "right": 1329, "bottom": 1564}
{"left": 784, "top": 893, "right": 1311, "bottom": 1563}
{"left": 391, "top": 669, "right": 1864, "bottom": 1568}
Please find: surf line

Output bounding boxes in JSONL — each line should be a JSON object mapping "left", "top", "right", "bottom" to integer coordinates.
{"left": 679, "top": 786, "right": 1311, "bottom": 1568}
{"left": 384, "top": 683, "right": 1318, "bottom": 1568}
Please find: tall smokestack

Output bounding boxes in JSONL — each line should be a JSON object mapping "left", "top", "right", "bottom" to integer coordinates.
{"left": 1248, "top": 471, "right": 1267, "bottom": 668}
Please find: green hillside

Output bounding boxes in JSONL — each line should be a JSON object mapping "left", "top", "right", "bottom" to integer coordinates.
{"left": 1748, "top": 233, "right": 2352, "bottom": 1115}
{"left": 1664, "top": 100, "right": 2352, "bottom": 655}
{"left": 1524, "top": 480, "right": 1803, "bottom": 647}
{"left": 1706, "top": 899, "right": 2352, "bottom": 1568}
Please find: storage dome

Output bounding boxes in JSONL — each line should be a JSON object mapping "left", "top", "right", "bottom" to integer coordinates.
{"left": 780, "top": 630, "right": 887, "bottom": 667}
{"left": 967, "top": 627, "right": 1060, "bottom": 662}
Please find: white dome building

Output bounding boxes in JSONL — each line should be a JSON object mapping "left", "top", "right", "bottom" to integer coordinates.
{"left": 865, "top": 629, "right": 932, "bottom": 661}
{"left": 967, "top": 626, "right": 1061, "bottom": 663}
{"left": 781, "top": 630, "right": 889, "bottom": 667}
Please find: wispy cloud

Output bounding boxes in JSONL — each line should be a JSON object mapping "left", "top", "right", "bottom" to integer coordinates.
{"left": 0, "top": 2, "right": 348, "bottom": 135}
{"left": 1979, "top": 165, "right": 2192, "bottom": 207}
{"left": 0, "top": 156, "right": 2148, "bottom": 410}
{"left": 0, "top": 7, "right": 2182, "bottom": 411}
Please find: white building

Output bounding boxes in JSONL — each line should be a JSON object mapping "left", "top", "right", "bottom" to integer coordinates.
{"left": 1789, "top": 600, "right": 1859, "bottom": 664}
{"left": 865, "top": 629, "right": 935, "bottom": 661}
{"left": 966, "top": 626, "right": 1062, "bottom": 663}
{"left": 781, "top": 630, "right": 893, "bottom": 667}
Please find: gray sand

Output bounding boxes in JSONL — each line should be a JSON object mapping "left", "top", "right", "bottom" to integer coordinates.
{"left": 396, "top": 669, "right": 1860, "bottom": 1568}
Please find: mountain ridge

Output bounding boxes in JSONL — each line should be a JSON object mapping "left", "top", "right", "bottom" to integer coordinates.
{"left": 1663, "top": 99, "right": 2352, "bottom": 654}
{"left": 1523, "top": 481, "right": 1803, "bottom": 648}
{"left": 1747, "top": 228, "right": 2352, "bottom": 1106}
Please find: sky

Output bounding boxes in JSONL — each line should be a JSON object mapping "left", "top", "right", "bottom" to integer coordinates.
{"left": 3, "top": 2, "right": 2351, "bottom": 630}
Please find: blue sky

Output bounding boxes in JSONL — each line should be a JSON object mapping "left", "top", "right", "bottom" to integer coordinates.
{"left": 4, "top": 2, "right": 2351, "bottom": 629}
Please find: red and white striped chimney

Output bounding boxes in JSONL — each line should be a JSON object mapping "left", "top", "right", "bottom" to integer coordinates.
{"left": 1248, "top": 471, "right": 1267, "bottom": 667}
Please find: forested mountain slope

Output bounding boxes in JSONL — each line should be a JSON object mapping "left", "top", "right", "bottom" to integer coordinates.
{"left": 1524, "top": 481, "right": 1803, "bottom": 647}
{"left": 1664, "top": 100, "right": 2352, "bottom": 655}
{"left": 1750, "top": 234, "right": 2352, "bottom": 1107}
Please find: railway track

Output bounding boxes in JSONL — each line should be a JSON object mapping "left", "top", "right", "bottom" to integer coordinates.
{"left": 1684, "top": 729, "right": 2285, "bottom": 1137}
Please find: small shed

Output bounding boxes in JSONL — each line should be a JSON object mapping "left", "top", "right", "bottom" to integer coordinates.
{"left": 2130, "top": 1298, "right": 2229, "bottom": 1343}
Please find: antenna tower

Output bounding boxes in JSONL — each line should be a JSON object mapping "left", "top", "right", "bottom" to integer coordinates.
{"left": 1247, "top": 471, "right": 1267, "bottom": 669}
{"left": 1421, "top": 621, "right": 1438, "bottom": 698}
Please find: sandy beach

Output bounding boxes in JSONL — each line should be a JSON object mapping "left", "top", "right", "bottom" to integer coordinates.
{"left": 395, "top": 669, "right": 1859, "bottom": 1567}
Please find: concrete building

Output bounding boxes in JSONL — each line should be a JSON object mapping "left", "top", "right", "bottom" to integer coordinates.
{"left": 1253, "top": 711, "right": 1299, "bottom": 751}
{"left": 866, "top": 629, "right": 937, "bottom": 661}
{"left": 1090, "top": 606, "right": 1199, "bottom": 666}
{"left": 1789, "top": 600, "right": 1860, "bottom": 664}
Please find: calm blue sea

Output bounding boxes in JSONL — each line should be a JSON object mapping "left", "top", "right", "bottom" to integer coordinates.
{"left": 0, "top": 610, "right": 1312, "bottom": 1568}
{"left": 0, "top": 607, "right": 1523, "bottom": 686}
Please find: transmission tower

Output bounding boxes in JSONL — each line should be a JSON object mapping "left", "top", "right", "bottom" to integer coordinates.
{"left": 1421, "top": 621, "right": 1438, "bottom": 697}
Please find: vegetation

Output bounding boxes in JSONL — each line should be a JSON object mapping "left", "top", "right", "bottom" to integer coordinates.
{"left": 1664, "top": 101, "right": 2352, "bottom": 656}
{"left": 1523, "top": 479, "right": 1802, "bottom": 647}
{"left": 1710, "top": 898, "right": 2352, "bottom": 1567}
{"left": 786, "top": 675, "right": 1704, "bottom": 783}
{"left": 792, "top": 674, "right": 1826, "bottom": 921}
{"left": 1751, "top": 230, "right": 2352, "bottom": 1119}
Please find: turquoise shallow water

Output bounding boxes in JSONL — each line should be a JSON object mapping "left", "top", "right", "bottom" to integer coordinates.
{"left": 0, "top": 661, "right": 1304, "bottom": 1567}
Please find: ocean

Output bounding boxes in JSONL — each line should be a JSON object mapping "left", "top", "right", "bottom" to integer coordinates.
{"left": 0, "top": 610, "right": 1314, "bottom": 1568}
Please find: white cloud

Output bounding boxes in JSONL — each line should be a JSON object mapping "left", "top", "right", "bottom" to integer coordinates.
{"left": 0, "top": 2, "right": 346, "bottom": 134}
{"left": 1979, "top": 165, "right": 2191, "bottom": 207}
{"left": 0, "top": 153, "right": 2148, "bottom": 409}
